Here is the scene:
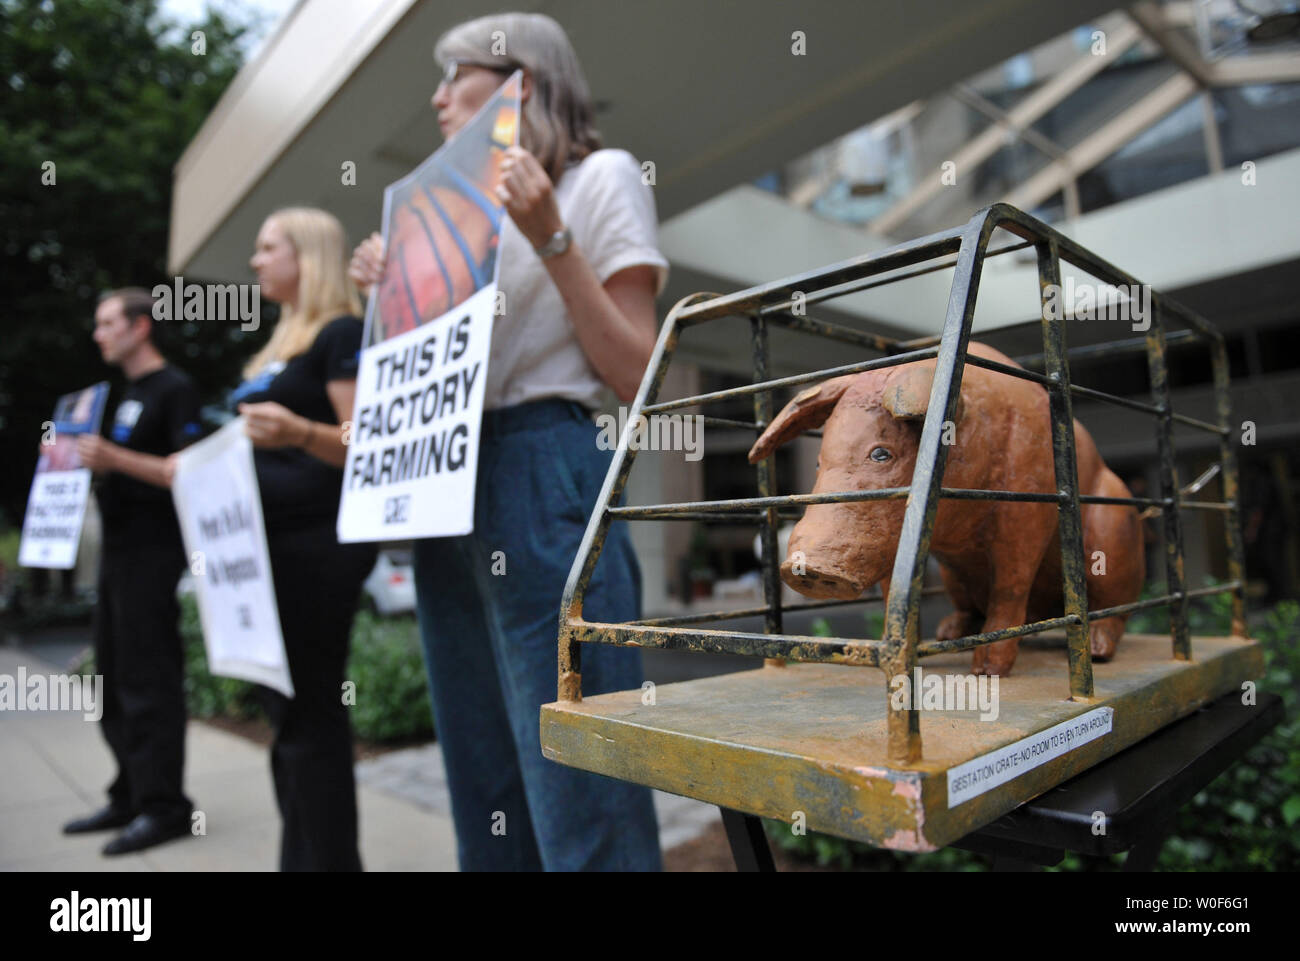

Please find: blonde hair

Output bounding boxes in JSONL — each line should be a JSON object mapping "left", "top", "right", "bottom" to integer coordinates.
{"left": 244, "top": 207, "right": 361, "bottom": 379}
{"left": 434, "top": 12, "right": 602, "bottom": 182}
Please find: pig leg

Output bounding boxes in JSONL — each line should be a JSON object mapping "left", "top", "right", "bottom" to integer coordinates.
{"left": 971, "top": 596, "right": 1029, "bottom": 676}
{"left": 971, "top": 545, "right": 1051, "bottom": 675}
{"left": 1082, "top": 470, "right": 1146, "bottom": 661}
{"left": 936, "top": 612, "right": 982, "bottom": 642}
{"left": 936, "top": 564, "right": 983, "bottom": 642}
{"left": 1088, "top": 616, "right": 1125, "bottom": 661}
{"left": 972, "top": 501, "right": 1058, "bottom": 675}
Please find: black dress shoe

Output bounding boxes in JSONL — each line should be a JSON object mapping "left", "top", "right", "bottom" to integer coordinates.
{"left": 63, "top": 805, "right": 136, "bottom": 835}
{"left": 102, "top": 813, "right": 191, "bottom": 856}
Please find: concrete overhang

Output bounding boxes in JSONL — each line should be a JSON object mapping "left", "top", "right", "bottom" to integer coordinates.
{"left": 656, "top": 145, "right": 1300, "bottom": 378}
{"left": 661, "top": 146, "right": 1300, "bottom": 332}
{"left": 170, "top": 0, "right": 1118, "bottom": 280}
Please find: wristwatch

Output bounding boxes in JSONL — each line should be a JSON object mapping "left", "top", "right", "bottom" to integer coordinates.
{"left": 534, "top": 226, "right": 572, "bottom": 259}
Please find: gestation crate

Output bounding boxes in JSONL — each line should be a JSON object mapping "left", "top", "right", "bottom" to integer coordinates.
{"left": 539, "top": 203, "right": 1261, "bottom": 852}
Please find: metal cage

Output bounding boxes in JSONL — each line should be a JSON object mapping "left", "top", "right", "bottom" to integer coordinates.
{"left": 557, "top": 202, "right": 1248, "bottom": 763}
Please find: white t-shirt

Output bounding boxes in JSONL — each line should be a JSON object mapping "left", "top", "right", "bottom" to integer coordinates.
{"left": 486, "top": 148, "right": 669, "bottom": 412}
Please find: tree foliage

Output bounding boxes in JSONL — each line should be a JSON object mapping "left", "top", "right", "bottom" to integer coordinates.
{"left": 0, "top": 0, "right": 261, "bottom": 525}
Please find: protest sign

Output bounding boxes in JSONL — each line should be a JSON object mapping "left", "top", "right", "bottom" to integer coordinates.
{"left": 19, "top": 382, "right": 109, "bottom": 569}
{"left": 172, "top": 417, "right": 293, "bottom": 697}
{"left": 337, "top": 72, "right": 521, "bottom": 542}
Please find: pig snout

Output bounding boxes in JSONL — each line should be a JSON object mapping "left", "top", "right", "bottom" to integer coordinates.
{"left": 780, "top": 556, "right": 864, "bottom": 599}
{"left": 780, "top": 509, "right": 879, "bottom": 600}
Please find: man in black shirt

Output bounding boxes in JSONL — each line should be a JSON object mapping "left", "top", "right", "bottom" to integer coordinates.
{"left": 62, "top": 288, "right": 203, "bottom": 856}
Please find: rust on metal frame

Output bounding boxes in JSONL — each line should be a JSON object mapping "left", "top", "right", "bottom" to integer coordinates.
{"left": 555, "top": 203, "right": 1248, "bottom": 764}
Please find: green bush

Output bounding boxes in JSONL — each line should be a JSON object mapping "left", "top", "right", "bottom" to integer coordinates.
{"left": 4, "top": 591, "right": 96, "bottom": 632}
{"left": 0, "top": 527, "right": 21, "bottom": 569}
{"left": 1125, "top": 577, "right": 1240, "bottom": 636}
{"left": 1151, "top": 598, "right": 1300, "bottom": 870}
{"left": 0, "top": 526, "right": 95, "bottom": 630}
{"left": 777, "top": 592, "right": 1300, "bottom": 871}
{"left": 345, "top": 610, "right": 434, "bottom": 743}
{"left": 79, "top": 594, "right": 435, "bottom": 744}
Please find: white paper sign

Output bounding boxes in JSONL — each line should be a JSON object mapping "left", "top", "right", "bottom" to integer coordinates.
{"left": 336, "top": 72, "right": 521, "bottom": 543}
{"left": 19, "top": 381, "right": 109, "bottom": 570}
{"left": 171, "top": 417, "right": 293, "bottom": 697}
{"left": 19, "top": 469, "right": 94, "bottom": 569}
{"left": 947, "top": 706, "right": 1113, "bottom": 808}
{"left": 338, "top": 285, "right": 494, "bottom": 541}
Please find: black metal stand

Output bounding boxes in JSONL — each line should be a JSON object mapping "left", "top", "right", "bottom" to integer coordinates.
{"left": 719, "top": 807, "right": 776, "bottom": 872}
{"left": 719, "top": 690, "right": 1283, "bottom": 872}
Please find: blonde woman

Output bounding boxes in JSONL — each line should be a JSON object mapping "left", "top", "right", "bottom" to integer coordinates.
{"left": 236, "top": 207, "right": 376, "bottom": 871}
{"left": 351, "top": 12, "right": 663, "bottom": 871}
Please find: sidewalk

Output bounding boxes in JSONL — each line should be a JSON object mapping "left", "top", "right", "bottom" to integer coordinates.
{"left": 0, "top": 645, "right": 720, "bottom": 871}
{"left": 0, "top": 645, "right": 456, "bottom": 871}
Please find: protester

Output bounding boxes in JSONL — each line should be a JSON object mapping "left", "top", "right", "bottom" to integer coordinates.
{"left": 62, "top": 288, "right": 201, "bottom": 855}
{"left": 234, "top": 207, "right": 377, "bottom": 871}
{"left": 350, "top": 11, "right": 666, "bottom": 871}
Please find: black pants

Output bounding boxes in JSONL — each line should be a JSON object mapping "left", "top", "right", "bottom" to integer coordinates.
{"left": 257, "top": 523, "right": 376, "bottom": 872}
{"left": 94, "top": 542, "right": 191, "bottom": 823}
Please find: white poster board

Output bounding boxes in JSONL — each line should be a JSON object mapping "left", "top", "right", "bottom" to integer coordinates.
{"left": 171, "top": 417, "right": 293, "bottom": 697}
{"left": 19, "top": 382, "right": 109, "bottom": 570}
{"left": 337, "top": 72, "right": 521, "bottom": 543}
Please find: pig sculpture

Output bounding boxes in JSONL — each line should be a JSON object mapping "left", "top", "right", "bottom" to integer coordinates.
{"left": 748, "top": 342, "right": 1144, "bottom": 675}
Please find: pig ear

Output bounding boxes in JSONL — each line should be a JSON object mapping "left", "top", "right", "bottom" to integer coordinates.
{"left": 883, "top": 365, "right": 963, "bottom": 422}
{"left": 747, "top": 376, "right": 853, "bottom": 464}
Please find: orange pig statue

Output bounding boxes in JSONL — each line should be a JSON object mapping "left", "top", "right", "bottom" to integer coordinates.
{"left": 748, "top": 342, "right": 1144, "bottom": 675}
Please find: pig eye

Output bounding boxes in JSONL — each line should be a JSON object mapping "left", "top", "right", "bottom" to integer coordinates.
{"left": 869, "top": 446, "right": 891, "bottom": 462}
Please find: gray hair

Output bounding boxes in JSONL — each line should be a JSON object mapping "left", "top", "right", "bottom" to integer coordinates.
{"left": 435, "top": 12, "right": 602, "bottom": 182}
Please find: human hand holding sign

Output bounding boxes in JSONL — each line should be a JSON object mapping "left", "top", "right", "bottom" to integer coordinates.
{"left": 239, "top": 402, "right": 310, "bottom": 449}
{"left": 349, "top": 144, "right": 562, "bottom": 299}
{"left": 239, "top": 389, "right": 352, "bottom": 469}
{"left": 496, "top": 146, "right": 565, "bottom": 250}
{"left": 349, "top": 232, "right": 385, "bottom": 297}
{"left": 76, "top": 434, "right": 118, "bottom": 472}
{"left": 77, "top": 431, "right": 175, "bottom": 489}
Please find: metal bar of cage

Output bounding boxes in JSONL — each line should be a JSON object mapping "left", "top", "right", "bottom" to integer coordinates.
{"left": 1037, "top": 237, "right": 1095, "bottom": 706}
{"left": 754, "top": 240, "right": 1035, "bottom": 321}
{"left": 1146, "top": 303, "right": 1193, "bottom": 659}
{"left": 669, "top": 225, "right": 967, "bottom": 327}
{"left": 641, "top": 346, "right": 939, "bottom": 415}
{"left": 629, "top": 585, "right": 952, "bottom": 628}
{"left": 1013, "top": 328, "right": 1199, "bottom": 369}
{"left": 606, "top": 488, "right": 1224, "bottom": 519}
{"left": 751, "top": 312, "right": 785, "bottom": 665}
{"left": 556, "top": 203, "right": 1248, "bottom": 763}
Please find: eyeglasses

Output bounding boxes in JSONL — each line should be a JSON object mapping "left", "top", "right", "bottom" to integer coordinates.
{"left": 440, "top": 58, "right": 516, "bottom": 87}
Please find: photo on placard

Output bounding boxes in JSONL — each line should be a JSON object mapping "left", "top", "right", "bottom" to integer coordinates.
{"left": 365, "top": 72, "right": 521, "bottom": 347}
{"left": 36, "top": 382, "right": 110, "bottom": 474}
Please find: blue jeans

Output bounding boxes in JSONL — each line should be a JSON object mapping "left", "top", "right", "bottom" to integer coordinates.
{"left": 413, "top": 399, "right": 662, "bottom": 871}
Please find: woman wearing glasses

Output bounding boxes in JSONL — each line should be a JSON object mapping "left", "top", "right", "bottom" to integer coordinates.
{"left": 351, "top": 12, "right": 665, "bottom": 871}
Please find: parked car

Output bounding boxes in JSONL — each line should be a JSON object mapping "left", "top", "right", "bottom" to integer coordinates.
{"left": 363, "top": 548, "right": 416, "bottom": 615}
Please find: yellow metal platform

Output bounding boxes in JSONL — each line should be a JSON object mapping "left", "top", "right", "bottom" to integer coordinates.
{"left": 540, "top": 632, "right": 1263, "bottom": 852}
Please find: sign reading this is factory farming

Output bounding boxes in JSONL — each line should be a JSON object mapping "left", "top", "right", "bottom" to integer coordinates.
{"left": 19, "top": 382, "right": 109, "bottom": 570}
{"left": 337, "top": 72, "right": 521, "bottom": 542}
